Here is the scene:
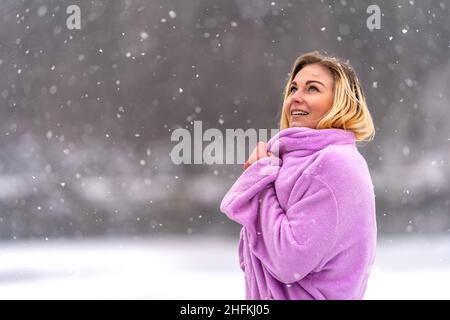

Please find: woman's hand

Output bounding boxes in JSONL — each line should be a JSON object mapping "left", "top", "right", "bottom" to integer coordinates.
{"left": 244, "top": 142, "right": 272, "bottom": 170}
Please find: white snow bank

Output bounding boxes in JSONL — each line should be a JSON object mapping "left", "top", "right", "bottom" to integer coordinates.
{"left": 0, "top": 235, "right": 449, "bottom": 299}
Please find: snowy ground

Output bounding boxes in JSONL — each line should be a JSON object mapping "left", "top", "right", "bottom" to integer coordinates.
{"left": 0, "top": 235, "right": 449, "bottom": 300}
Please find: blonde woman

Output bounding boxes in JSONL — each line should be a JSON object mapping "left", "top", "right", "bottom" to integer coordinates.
{"left": 220, "top": 51, "right": 377, "bottom": 299}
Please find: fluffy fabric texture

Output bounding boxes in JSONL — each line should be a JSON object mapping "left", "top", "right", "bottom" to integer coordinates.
{"left": 220, "top": 127, "right": 377, "bottom": 300}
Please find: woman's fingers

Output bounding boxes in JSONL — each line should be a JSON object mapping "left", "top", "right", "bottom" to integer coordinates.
{"left": 256, "top": 142, "right": 267, "bottom": 159}
{"left": 250, "top": 142, "right": 266, "bottom": 162}
{"left": 244, "top": 142, "right": 269, "bottom": 170}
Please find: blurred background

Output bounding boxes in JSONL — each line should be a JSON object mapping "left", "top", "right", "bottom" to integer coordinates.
{"left": 0, "top": 0, "right": 449, "bottom": 299}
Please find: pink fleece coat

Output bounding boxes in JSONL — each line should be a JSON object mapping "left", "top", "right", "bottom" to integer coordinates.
{"left": 220, "top": 127, "right": 377, "bottom": 299}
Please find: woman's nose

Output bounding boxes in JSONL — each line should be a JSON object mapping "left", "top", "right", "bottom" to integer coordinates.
{"left": 291, "top": 90, "right": 305, "bottom": 103}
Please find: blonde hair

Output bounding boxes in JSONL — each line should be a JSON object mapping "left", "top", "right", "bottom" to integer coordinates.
{"left": 279, "top": 51, "right": 375, "bottom": 143}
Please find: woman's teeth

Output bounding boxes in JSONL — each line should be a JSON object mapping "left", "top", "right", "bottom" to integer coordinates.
{"left": 291, "top": 111, "right": 309, "bottom": 116}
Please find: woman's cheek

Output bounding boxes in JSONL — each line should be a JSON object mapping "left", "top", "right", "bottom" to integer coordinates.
{"left": 283, "top": 100, "right": 290, "bottom": 115}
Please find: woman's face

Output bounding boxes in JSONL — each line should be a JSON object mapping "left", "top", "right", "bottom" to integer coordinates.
{"left": 283, "top": 63, "right": 335, "bottom": 129}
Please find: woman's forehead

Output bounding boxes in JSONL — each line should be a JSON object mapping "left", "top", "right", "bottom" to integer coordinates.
{"left": 294, "top": 64, "right": 333, "bottom": 83}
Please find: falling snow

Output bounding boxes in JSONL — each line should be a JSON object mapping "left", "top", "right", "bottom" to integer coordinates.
{"left": 0, "top": 1, "right": 448, "bottom": 300}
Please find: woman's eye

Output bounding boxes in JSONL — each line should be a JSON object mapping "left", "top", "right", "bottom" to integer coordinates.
{"left": 307, "top": 86, "right": 319, "bottom": 92}
{"left": 289, "top": 86, "right": 297, "bottom": 93}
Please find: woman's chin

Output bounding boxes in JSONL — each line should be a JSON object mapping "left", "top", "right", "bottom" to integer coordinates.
{"left": 289, "top": 123, "right": 315, "bottom": 129}
{"left": 290, "top": 120, "right": 310, "bottom": 128}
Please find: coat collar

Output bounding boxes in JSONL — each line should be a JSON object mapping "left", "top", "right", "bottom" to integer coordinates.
{"left": 267, "top": 127, "right": 356, "bottom": 158}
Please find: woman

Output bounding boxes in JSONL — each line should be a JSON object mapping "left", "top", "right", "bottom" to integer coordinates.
{"left": 220, "top": 51, "right": 377, "bottom": 300}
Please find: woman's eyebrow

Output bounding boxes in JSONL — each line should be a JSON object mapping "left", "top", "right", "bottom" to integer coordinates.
{"left": 291, "top": 80, "right": 326, "bottom": 88}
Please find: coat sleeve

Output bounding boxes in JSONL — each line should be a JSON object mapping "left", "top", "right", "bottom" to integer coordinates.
{"left": 221, "top": 160, "right": 338, "bottom": 284}
{"left": 220, "top": 156, "right": 282, "bottom": 229}
{"left": 238, "top": 228, "right": 245, "bottom": 272}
